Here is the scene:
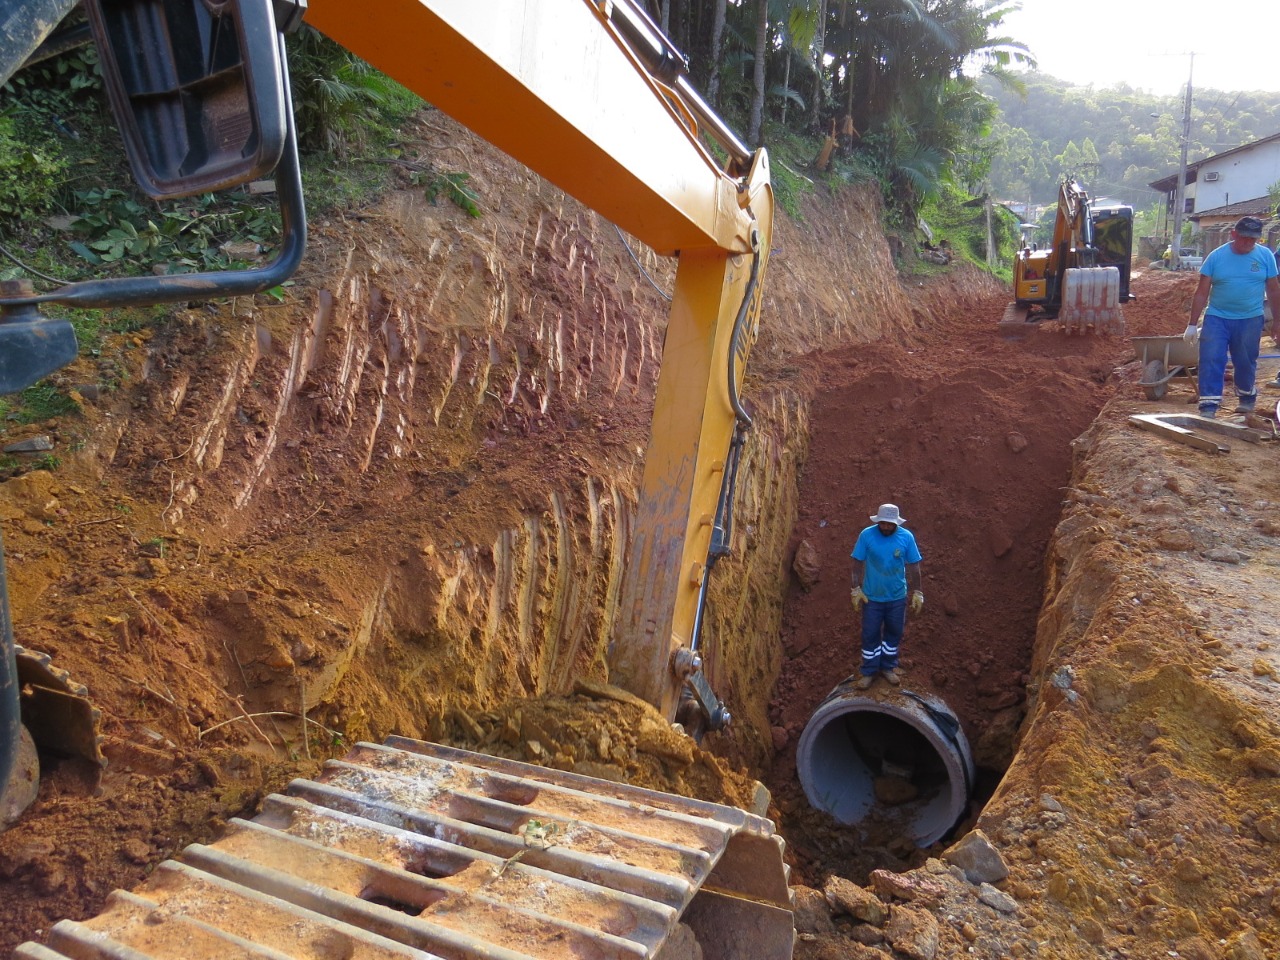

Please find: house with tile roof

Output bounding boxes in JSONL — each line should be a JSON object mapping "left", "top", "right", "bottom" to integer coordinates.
{"left": 1149, "top": 131, "right": 1280, "bottom": 248}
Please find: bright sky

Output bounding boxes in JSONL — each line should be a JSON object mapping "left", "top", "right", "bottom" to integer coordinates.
{"left": 997, "top": 0, "right": 1280, "bottom": 96}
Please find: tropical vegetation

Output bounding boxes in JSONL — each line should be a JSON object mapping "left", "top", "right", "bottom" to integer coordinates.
{"left": 651, "top": 0, "right": 1033, "bottom": 230}
{"left": 983, "top": 72, "right": 1280, "bottom": 210}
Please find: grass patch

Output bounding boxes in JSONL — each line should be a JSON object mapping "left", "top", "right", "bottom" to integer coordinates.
{"left": 915, "top": 183, "right": 1020, "bottom": 282}
{"left": 14, "top": 383, "right": 79, "bottom": 423}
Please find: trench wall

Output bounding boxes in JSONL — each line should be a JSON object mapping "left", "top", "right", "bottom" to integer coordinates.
{"left": 17, "top": 121, "right": 961, "bottom": 768}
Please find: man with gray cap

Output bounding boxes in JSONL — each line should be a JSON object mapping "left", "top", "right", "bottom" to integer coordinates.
{"left": 1183, "top": 216, "right": 1280, "bottom": 417}
{"left": 850, "top": 504, "right": 923, "bottom": 689}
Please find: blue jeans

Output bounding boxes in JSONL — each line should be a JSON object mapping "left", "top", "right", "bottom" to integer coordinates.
{"left": 1198, "top": 313, "right": 1265, "bottom": 413}
{"left": 861, "top": 597, "right": 906, "bottom": 675}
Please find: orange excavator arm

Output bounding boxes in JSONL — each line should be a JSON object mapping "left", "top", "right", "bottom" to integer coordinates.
{"left": 0, "top": 0, "right": 772, "bottom": 734}
{"left": 303, "top": 0, "right": 774, "bottom": 723}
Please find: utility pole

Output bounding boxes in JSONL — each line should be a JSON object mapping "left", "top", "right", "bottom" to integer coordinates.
{"left": 1170, "top": 54, "right": 1194, "bottom": 269}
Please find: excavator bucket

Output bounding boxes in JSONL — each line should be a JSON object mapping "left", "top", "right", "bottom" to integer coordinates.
{"left": 16, "top": 738, "right": 794, "bottom": 960}
{"left": 13, "top": 646, "right": 106, "bottom": 769}
{"left": 1057, "top": 267, "right": 1125, "bottom": 335}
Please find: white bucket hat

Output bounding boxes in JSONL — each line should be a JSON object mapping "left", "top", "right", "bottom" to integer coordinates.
{"left": 870, "top": 503, "right": 905, "bottom": 525}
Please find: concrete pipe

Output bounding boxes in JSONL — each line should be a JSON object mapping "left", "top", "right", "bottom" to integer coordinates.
{"left": 795, "top": 679, "right": 975, "bottom": 847}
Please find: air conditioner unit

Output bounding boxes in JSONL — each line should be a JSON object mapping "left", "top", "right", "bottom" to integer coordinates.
{"left": 1203, "top": 172, "right": 1221, "bottom": 181}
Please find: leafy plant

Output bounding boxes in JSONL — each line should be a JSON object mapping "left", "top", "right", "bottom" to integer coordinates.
{"left": 68, "top": 187, "right": 279, "bottom": 271}
{"left": 0, "top": 113, "right": 68, "bottom": 220}
{"left": 423, "top": 172, "right": 482, "bottom": 218}
{"left": 288, "top": 27, "right": 420, "bottom": 158}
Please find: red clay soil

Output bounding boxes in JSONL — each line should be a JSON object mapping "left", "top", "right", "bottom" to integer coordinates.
{"left": 767, "top": 268, "right": 1199, "bottom": 883}
{"left": 0, "top": 120, "right": 1203, "bottom": 955}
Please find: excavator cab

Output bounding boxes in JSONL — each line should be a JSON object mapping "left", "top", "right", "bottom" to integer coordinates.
{"left": 1, "top": 0, "right": 307, "bottom": 829}
{"left": 1089, "top": 202, "right": 1135, "bottom": 304}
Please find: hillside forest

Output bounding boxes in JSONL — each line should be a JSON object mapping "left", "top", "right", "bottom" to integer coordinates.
{"left": 982, "top": 72, "right": 1280, "bottom": 214}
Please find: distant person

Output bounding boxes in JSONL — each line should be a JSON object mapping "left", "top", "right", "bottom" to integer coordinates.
{"left": 1162, "top": 243, "right": 1172, "bottom": 268}
{"left": 1183, "top": 216, "right": 1280, "bottom": 416}
{"left": 849, "top": 504, "right": 923, "bottom": 690}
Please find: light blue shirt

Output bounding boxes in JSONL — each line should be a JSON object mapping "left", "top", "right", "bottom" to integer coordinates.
{"left": 1200, "top": 242, "right": 1278, "bottom": 319}
{"left": 852, "top": 525, "right": 922, "bottom": 602}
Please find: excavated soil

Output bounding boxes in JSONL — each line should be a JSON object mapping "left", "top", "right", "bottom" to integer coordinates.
{"left": 3, "top": 108, "right": 1278, "bottom": 959}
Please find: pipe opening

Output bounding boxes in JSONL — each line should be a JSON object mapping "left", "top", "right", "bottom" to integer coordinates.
{"left": 796, "top": 685, "right": 974, "bottom": 848}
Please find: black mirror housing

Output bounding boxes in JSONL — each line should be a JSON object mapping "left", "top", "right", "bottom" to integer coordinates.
{"left": 83, "top": 0, "right": 288, "bottom": 198}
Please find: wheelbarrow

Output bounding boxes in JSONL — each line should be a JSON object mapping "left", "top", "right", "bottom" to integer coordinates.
{"left": 1133, "top": 335, "right": 1198, "bottom": 401}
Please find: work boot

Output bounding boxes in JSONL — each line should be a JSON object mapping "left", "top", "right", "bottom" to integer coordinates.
{"left": 1198, "top": 405, "right": 1218, "bottom": 419}
{"left": 854, "top": 674, "right": 875, "bottom": 691}
{"left": 882, "top": 668, "right": 901, "bottom": 686}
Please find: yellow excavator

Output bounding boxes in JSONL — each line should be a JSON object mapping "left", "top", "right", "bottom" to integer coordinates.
{"left": 0, "top": 1, "right": 793, "bottom": 956}
{"left": 1001, "top": 179, "right": 1133, "bottom": 335}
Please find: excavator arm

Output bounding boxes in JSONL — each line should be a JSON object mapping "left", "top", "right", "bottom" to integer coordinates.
{"left": 0, "top": 0, "right": 772, "bottom": 819}
{"left": 301, "top": 0, "right": 774, "bottom": 722}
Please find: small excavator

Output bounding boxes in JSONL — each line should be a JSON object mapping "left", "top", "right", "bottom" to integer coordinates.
{"left": 1000, "top": 179, "right": 1134, "bottom": 335}
{"left": 0, "top": 1, "right": 794, "bottom": 956}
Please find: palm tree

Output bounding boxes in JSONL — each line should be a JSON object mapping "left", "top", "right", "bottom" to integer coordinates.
{"left": 808, "top": 0, "right": 828, "bottom": 130}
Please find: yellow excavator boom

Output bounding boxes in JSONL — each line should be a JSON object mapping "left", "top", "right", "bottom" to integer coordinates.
{"left": 305, "top": 0, "right": 773, "bottom": 720}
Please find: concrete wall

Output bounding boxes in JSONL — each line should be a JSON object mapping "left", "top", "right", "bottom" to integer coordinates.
{"left": 1194, "top": 141, "right": 1280, "bottom": 212}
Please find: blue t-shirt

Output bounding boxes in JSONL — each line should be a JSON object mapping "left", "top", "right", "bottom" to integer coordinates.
{"left": 1200, "top": 242, "right": 1278, "bottom": 319}
{"left": 851, "top": 525, "right": 922, "bottom": 602}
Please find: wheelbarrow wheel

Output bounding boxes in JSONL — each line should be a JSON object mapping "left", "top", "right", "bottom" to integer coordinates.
{"left": 1143, "top": 358, "right": 1167, "bottom": 401}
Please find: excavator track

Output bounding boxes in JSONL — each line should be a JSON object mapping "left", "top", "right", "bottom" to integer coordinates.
{"left": 16, "top": 738, "right": 795, "bottom": 960}
{"left": 997, "top": 301, "right": 1032, "bottom": 336}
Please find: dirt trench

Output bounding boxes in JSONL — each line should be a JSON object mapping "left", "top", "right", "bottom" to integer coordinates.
{"left": 764, "top": 265, "right": 1190, "bottom": 877}
{"left": 2, "top": 107, "right": 1272, "bottom": 959}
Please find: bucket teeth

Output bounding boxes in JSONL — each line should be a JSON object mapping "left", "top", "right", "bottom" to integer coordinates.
{"left": 14, "top": 645, "right": 106, "bottom": 769}
{"left": 1058, "top": 267, "right": 1125, "bottom": 335}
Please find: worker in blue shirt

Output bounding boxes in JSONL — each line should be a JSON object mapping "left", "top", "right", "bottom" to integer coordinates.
{"left": 850, "top": 504, "right": 923, "bottom": 690}
{"left": 1184, "top": 216, "right": 1280, "bottom": 416}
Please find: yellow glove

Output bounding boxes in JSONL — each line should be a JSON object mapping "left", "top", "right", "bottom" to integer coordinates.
{"left": 850, "top": 587, "right": 868, "bottom": 612}
{"left": 910, "top": 590, "right": 924, "bottom": 614}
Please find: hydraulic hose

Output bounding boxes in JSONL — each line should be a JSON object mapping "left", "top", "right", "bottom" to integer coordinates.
{"left": 689, "top": 241, "right": 762, "bottom": 654}
{"left": 601, "top": 0, "right": 753, "bottom": 173}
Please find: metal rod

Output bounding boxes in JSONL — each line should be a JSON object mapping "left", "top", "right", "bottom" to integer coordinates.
{"left": 1171, "top": 54, "right": 1194, "bottom": 268}
{"left": 0, "top": 33, "right": 306, "bottom": 313}
{"left": 601, "top": 0, "right": 753, "bottom": 171}
{"left": 0, "top": 525, "right": 19, "bottom": 805}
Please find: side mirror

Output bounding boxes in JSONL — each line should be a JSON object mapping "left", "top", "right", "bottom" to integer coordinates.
{"left": 83, "top": 0, "right": 291, "bottom": 198}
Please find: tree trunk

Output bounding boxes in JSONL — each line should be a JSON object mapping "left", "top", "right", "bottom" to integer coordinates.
{"left": 748, "top": 0, "right": 767, "bottom": 146}
{"left": 669, "top": 0, "right": 686, "bottom": 50}
{"left": 707, "top": 0, "right": 727, "bottom": 106}
{"left": 781, "top": 51, "right": 792, "bottom": 125}
{"left": 845, "top": 51, "right": 855, "bottom": 126}
{"left": 809, "top": 0, "right": 828, "bottom": 131}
